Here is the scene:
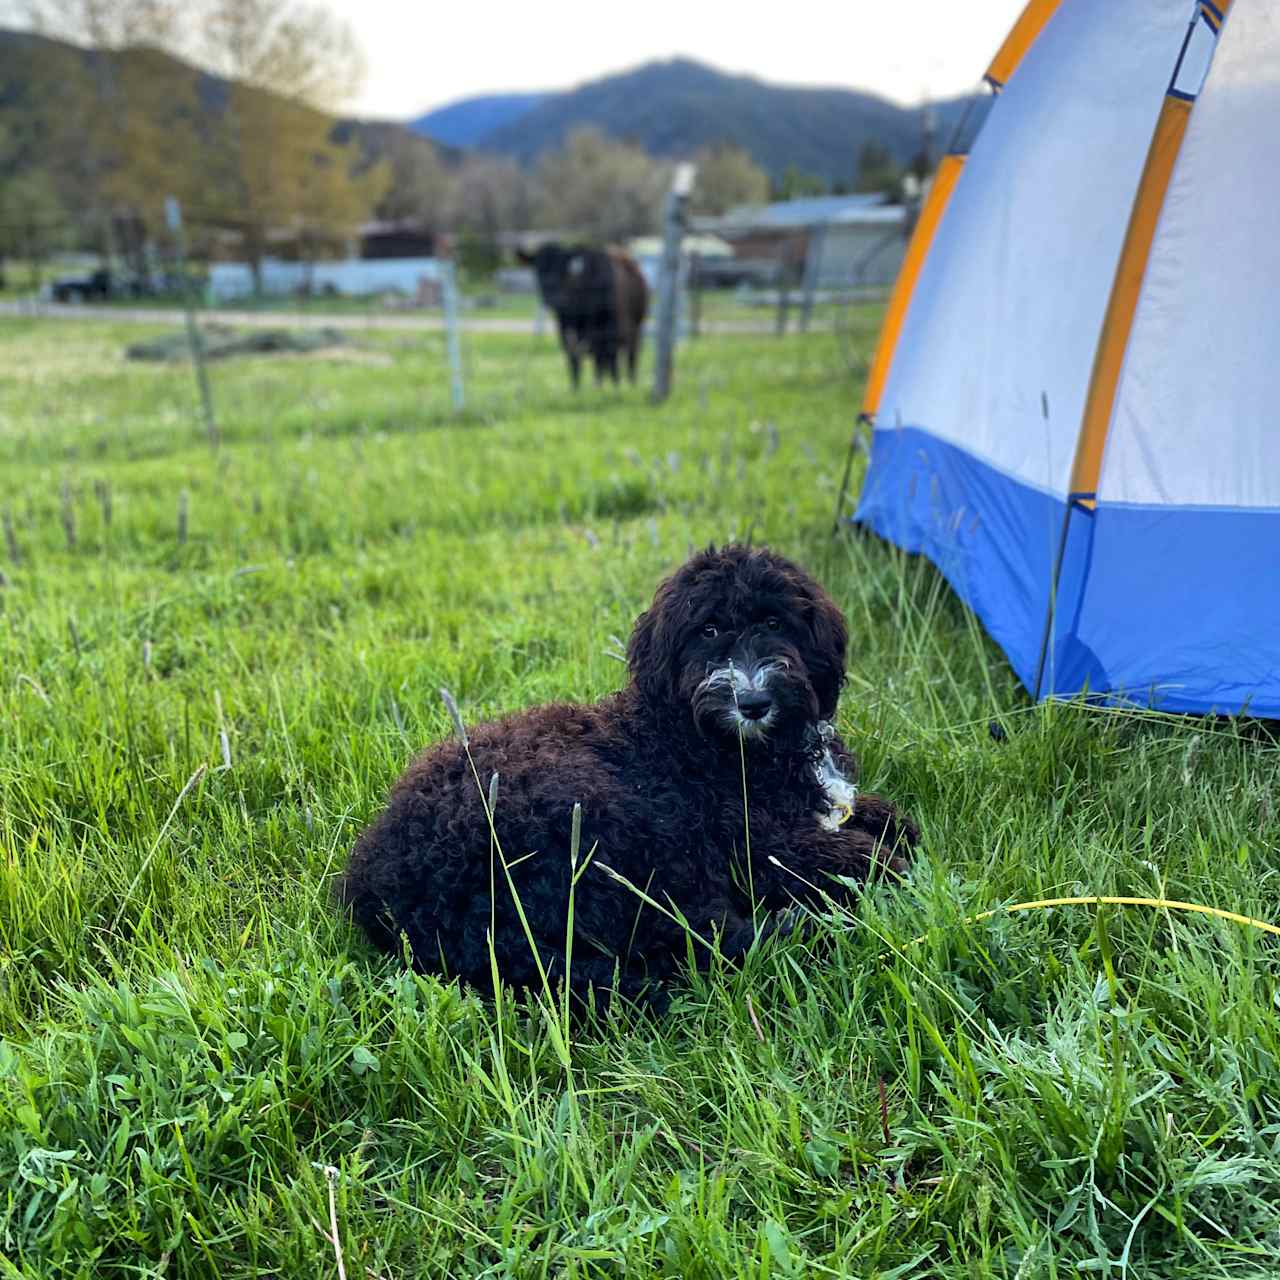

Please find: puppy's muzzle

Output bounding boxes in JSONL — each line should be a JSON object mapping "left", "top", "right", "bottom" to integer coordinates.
{"left": 693, "top": 658, "right": 794, "bottom": 737}
{"left": 735, "top": 689, "right": 772, "bottom": 721}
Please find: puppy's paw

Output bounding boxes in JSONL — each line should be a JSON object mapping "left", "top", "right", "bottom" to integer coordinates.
{"left": 853, "top": 794, "right": 918, "bottom": 877}
{"left": 762, "top": 904, "right": 810, "bottom": 943}
{"left": 716, "top": 908, "right": 809, "bottom": 963}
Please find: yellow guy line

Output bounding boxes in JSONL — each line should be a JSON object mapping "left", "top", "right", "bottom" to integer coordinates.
{"left": 910, "top": 896, "right": 1280, "bottom": 947}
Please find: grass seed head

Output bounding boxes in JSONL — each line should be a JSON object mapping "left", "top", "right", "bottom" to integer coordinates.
{"left": 440, "top": 687, "right": 468, "bottom": 745}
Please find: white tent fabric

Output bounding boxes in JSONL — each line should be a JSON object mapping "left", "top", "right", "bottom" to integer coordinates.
{"left": 1102, "top": 2, "right": 1280, "bottom": 508}
{"left": 855, "top": 0, "right": 1280, "bottom": 715}
{"left": 876, "top": 0, "right": 1190, "bottom": 496}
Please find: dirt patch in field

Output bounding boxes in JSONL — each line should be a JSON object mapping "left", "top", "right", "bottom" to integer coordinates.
{"left": 125, "top": 325, "right": 353, "bottom": 362}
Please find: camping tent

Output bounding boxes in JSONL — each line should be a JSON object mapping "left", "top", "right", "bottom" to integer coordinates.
{"left": 849, "top": 0, "right": 1280, "bottom": 716}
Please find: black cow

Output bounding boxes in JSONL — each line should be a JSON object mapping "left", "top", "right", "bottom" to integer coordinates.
{"left": 517, "top": 243, "right": 648, "bottom": 389}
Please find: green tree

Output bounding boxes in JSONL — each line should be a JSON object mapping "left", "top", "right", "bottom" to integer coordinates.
{"left": 19, "top": 1, "right": 200, "bottom": 263}
{"left": 444, "top": 156, "right": 533, "bottom": 285}
{"left": 0, "top": 168, "right": 70, "bottom": 290}
{"left": 772, "top": 165, "right": 826, "bottom": 202}
{"left": 295, "top": 128, "right": 390, "bottom": 269}
{"left": 446, "top": 156, "right": 533, "bottom": 237}
{"left": 691, "top": 143, "right": 769, "bottom": 215}
{"left": 375, "top": 131, "right": 452, "bottom": 227}
{"left": 11, "top": 0, "right": 410, "bottom": 284}
{"left": 454, "top": 231, "right": 501, "bottom": 285}
{"left": 534, "top": 127, "right": 667, "bottom": 243}
{"left": 197, "top": 0, "right": 379, "bottom": 289}
{"left": 855, "top": 140, "right": 901, "bottom": 197}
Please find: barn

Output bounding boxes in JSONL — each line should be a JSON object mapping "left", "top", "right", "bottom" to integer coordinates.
{"left": 699, "top": 194, "right": 907, "bottom": 292}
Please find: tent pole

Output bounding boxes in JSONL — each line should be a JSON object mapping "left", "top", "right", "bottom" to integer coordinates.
{"left": 1032, "top": 498, "right": 1077, "bottom": 701}
{"left": 831, "top": 413, "right": 869, "bottom": 534}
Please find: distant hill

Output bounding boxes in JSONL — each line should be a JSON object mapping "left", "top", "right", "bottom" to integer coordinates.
{"left": 433, "top": 58, "right": 978, "bottom": 184}
{"left": 411, "top": 92, "right": 547, "bottom": 148}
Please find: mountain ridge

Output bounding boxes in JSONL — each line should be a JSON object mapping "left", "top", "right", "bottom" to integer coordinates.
{"left": 411, "top": 92, "right": 547, "bottom": 148}
{"left": 415, "top": 57, "right": 978, "bottom": 184}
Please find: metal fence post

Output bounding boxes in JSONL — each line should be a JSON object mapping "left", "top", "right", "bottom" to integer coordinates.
{"left": 775, "top": 279, "right": 791, "bottom": 336}
{"left": 166, "top": 196, "right": 218, "bottom": 447}
{"left": 688, "top": 251, "right": 702, "bottom": 338}
{"left": 439, "top": 258, "right": 465, "bottom": 412}
{"left": 799, "top": 221, "right": 828, "bottom": 333}
{"left": 651, "top": 162, "right": 696, "bottom": 405}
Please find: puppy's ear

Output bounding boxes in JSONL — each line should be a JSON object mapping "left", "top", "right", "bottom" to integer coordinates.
{"left": 627, "top": 581, "right": 677, "bottom": 705}
{"left": 806, "top": 589, "right": 848, "bottom": 720}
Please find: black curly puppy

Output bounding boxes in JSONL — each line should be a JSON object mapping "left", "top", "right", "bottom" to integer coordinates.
{"left": 338, "top": 545, "right": 917, "bottom": 1006}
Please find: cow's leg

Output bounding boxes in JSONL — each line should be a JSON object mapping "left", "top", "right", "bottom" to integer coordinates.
{"left": 602, "top": 306, "right": 622, "bottom": 385}
{"left": 593, "top": 338, "right": 619, "bottom": 387}
{"left": 595, "top": 325, "right": 619, "bottom": 385}
{"left": 585, "top": 309, "right": 609, "bottom": 387}
{"left": 626, "top": 336, "right": 639, "bottom": 384}
{"left": 559, "top": 324, "right": 581, "bottom": 390}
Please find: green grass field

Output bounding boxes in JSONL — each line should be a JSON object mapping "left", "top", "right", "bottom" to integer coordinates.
{"left": 2, "top": 315, "right": 1279, "bottom": 1279}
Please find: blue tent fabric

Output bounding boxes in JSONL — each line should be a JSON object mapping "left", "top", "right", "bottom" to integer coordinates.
{"left": 855, "top": 426, "right": 1061, "bottom": 692}
{"left": 1067, "top": 504, "right": 1280, "bottom": 716}
{"left": 856, "top": 429, "right": 1280, "bottom": 717}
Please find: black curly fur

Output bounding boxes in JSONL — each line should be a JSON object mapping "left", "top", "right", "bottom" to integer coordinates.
{"left": 337, "top": 545, "right": 918, "bottom": 1008}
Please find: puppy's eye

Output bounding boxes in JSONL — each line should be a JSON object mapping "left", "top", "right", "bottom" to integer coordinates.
{"left": 766, "top": 616, "right": 780, "bottom": 631}
{"left": 702, "top": 623, "right": 718, "bottom": 638}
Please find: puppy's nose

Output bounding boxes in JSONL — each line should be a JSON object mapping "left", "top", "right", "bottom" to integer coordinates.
{"left": 736, "top": 690, "right": 772, "bottom": 721}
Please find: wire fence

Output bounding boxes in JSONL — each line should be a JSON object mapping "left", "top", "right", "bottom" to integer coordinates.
{"left": 0, "top": 193, "right": 901, "bottom": 440}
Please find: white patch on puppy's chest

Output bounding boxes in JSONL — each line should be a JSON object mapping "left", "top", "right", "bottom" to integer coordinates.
{"left": 812, "top": 723, "right": 857, "bottom": 832}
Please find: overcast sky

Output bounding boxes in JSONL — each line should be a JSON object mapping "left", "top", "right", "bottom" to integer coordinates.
{"left": 333, "top": 0, "right": 1029, "bottom": 120}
